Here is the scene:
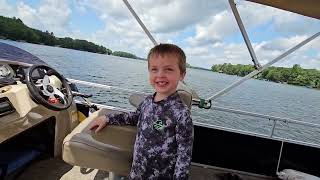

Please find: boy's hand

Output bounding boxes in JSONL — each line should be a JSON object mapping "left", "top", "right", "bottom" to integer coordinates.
{"left": 90, "top": 116, "right": 108, "bottom": 133}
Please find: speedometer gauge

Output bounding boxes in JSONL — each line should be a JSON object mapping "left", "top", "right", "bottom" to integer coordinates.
{"left": 0, "top": 64, "right": 14, "bottom": 78}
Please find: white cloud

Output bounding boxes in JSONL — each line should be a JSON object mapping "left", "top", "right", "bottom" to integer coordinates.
{"left": 273, "top": 38, "right": 320, "bottom": 69}
{"left": 88, "top": 20, "right": 153, "bottom": 57}
{"left": 272, "top": 10, "right": 320, "bottom": 35}
{"left": 0, "top": 0, "right": 14, "bottom": 17}
{"left": 73, "top": 0, "right": 88, "bottom": 13}
{"left": 16, "top": 2, "right": 41, "bottom": 29}
{"left": 38, "top": 0, "right": 71, "bottom": 35}
{"left": 76, "top": 0, "right": 229, "bottom": 33}
{"left": 256, "top": 35, "right": 320, "bottom": 67}
{"left": 75, "top": 0, "right": 130, "bottom": 21}
{"left": 71, "top": 0, "right": 153, "bottom": 56}
{"left": 181, "top": 1, "right": 320, "bottom": 69}
{"left": 2, "top": 0, "right": 319, "bottom": 70}
{"left": 258, "top": 36, "right": 308, "bottom": 51}
{"left": 186, "top": 35, "right": 320, "bottom": 70}
{"left": 187, "top": 1, "right": 280, "bottom": 47}
{"left": 1, "top": 0, "right": 72, "bottom": 37}
{"left": 185, "top": 46, "right": 210, "bottom": 56}
{"left": 187, "top": 10, "right": 235, "bottom": 46}
{"left": 132, "top": 0, "right": 228, "bottom": 33}
{"left": 185, "top": 42, "right": 251, "bottom": 68}
{"left": 73, "top": 0, "right": 229, "bottom": 56}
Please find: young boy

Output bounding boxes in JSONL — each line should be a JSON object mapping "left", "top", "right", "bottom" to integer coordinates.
{"left": 90, "top": 43, "right": 193, "bottom": 179}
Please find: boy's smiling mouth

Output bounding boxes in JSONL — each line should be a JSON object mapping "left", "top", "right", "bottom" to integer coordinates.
{"left": 156, "top": 81, "right": 168, "bottom": 87}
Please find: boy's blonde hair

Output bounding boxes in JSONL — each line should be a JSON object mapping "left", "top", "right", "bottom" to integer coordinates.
{"left": 147, "top": 43, "right": 186, "bottom": 74}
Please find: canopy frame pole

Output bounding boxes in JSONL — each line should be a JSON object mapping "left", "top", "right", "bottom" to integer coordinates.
{"left": 206, "top": 31, "right": 320, "bottom": 101}
{"left": 122, "top": 0, "right": 158, "bottom": 46}
{"left": 229, "top": 0, "right": 261, "bottom": 69}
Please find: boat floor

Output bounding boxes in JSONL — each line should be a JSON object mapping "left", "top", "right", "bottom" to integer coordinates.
{"left": 12, "top": 158, "right": 276, "bottom": 180}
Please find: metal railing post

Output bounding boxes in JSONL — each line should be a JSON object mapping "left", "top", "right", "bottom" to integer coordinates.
{"left": 276, "top": 141, "right": 284, "bottom": 174}
{"left": 270, "top": 119, "right": 276, "bottom": 138}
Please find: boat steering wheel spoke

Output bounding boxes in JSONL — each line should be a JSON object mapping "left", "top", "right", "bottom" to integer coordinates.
{"left": 40, "top": 75, "right": 55, "bottom": 97}
{"left": 52, "top": 86, "right": 67, "bottom": 105}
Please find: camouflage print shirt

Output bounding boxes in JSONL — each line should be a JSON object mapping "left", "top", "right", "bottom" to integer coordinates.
{"left": 106, "top": 92, "right": 193, "bottom": 180}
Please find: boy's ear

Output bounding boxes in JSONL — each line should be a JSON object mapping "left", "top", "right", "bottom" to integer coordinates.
{"left": 180, "top": 72, "right": 186, "bottom": 81}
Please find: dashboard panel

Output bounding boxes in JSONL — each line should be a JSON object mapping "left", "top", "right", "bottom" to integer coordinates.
{"left": 0, "top": 97, "right": 15, "bottom": 117}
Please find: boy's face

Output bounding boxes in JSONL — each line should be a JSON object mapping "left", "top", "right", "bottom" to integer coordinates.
{"left": 148, "top": 54, "right": 185, "bottom": 97}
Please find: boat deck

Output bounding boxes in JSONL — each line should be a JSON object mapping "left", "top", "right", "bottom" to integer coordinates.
{"left": 12, "top": 158, "right": 275, "bottom": 180}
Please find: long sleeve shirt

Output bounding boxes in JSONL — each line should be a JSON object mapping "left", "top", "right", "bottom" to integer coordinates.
{"left": 106, "top": 92, "right": 193, "bottom": 180}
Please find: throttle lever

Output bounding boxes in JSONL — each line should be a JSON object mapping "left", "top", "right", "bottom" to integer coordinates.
{"left": 72, "top": 91, "right": 92, "bottom": 98}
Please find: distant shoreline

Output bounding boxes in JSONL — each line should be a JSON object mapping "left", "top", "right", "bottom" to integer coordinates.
{"left": 211, "top": 63, "right": 320, "bottom": 90}
{"left": 0, "top": 15, "right": 141, "bottom": 60}
{"left": 189, "top": 66, "right": 211, "bottom": 71}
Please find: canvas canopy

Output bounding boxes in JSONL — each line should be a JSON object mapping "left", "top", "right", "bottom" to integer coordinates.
{"left": 246, "top": 0, "right": 320, "bottom": 20}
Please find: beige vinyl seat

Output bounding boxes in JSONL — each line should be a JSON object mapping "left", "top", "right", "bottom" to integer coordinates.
{"left": 62, "top": 89, "right": 192, "bottom": 176}
{"left": 62, "top": 108, "right": 137, "bottom": 175}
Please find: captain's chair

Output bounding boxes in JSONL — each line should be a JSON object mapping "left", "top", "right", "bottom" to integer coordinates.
{"left": 62, "top": 89, "right": 193, "bottom": 176}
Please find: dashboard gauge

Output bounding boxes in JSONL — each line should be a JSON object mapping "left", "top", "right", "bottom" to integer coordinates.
{"left": 0, "top": 64, "right": 14, "bottom": 78}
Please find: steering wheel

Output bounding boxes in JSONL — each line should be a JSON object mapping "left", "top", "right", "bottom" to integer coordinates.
{"left": 26, "top": 65, "right": 73, "bottom": 111}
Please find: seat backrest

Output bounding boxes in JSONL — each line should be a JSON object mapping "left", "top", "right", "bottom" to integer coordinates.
{"left": 177, "top": 90, "right": 192, "bottom": 110}
{"left": 129, "top": 93, "right": 146, "bottom": 108}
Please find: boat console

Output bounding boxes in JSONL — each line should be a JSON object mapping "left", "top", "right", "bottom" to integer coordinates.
{"left": 0, "top": 63, "right": 78, "bottom": 144}
{"left": 0, "top": 62, "right": 79, "bottom": 178}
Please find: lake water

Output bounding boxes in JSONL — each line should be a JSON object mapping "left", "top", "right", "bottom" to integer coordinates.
{"left": 1, "top": 39, "right": 320, "bottom": 145}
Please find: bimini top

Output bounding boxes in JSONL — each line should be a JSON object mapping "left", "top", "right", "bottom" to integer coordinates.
{"left": 0, "top": 42, "right": 47, "bottom": 65}
{"left": 246, "top": 0, "right": 320, "bottom": 20}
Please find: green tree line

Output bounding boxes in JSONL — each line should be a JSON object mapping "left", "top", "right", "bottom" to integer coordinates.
{"left": 112, "top": 51, "right": 138, "bottom": 59}
{"left": 0, "top": 16, "right": 139, "bottom": 59}
{"left": 211, "top": 63, "right": 320, "bottom": 89}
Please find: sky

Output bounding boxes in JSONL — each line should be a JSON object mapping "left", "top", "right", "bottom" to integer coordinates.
{"left": 0, "top": 0, "right": 319, "bottom": 69}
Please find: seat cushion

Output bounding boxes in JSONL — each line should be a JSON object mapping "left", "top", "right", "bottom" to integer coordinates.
{"left": 62, "top": 108, "right": 136, "bottom": 176}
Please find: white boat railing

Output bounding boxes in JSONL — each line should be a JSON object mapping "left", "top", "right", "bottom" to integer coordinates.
{"left": 69, "top": 78, "right": 320, "bottom": 145}
{"left": 68, "top": 78, "right": 148, "bottom": 95}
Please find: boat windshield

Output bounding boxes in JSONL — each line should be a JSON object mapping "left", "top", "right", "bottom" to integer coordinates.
{"left": 0, "top": 42, "right": 47, "bottom": 66}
